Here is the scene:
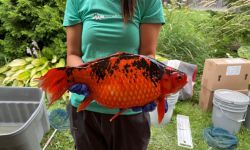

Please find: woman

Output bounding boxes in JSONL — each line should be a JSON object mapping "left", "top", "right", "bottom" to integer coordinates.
{"left": 64, "top": 0, "right": 165, "bottom": 149}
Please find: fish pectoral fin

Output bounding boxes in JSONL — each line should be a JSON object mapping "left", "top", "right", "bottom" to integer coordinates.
{"left": 77, "top": 96, "right": 94, "bottom": 112}
{"left": 157, "top": 96, "right": 166, "bottom": 124}
{"left": 109, "top": 109, "right": 127, "bottom": 122}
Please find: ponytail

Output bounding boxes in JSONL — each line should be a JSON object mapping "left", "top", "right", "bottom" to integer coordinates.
{"left": 121, "top": 0, "right": 136, "bottom": 23}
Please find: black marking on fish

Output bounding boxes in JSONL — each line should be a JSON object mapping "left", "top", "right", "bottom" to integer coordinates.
{"left": 124, "top": 64, "right": 130, "bottom": 74}
{"left": 90, "top": 59, "right": 111, "bottom": 82}
{"left": 87, "top": 52, "right": 180, "bottom": 86}
{"left": 57, "top": 68, "right": 74, "bottom": 83}
{"left": 89, "top": 53, "right": 141, "bottom": 83}
{"left": 65, "top": 68, "right": 73, "bottom": 77}
{"left": 131, "top": 57, "right": 165, "bottom": 86}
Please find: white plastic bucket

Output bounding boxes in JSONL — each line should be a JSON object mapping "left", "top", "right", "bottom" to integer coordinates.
{"left": 150, "top": 92, "right": 179, "bottom": 126}
{"left": 212, "top": 89, "right": 250, "bottom": 134}
{"left": 243, "top": 92, "right": 250, "bottom": 129}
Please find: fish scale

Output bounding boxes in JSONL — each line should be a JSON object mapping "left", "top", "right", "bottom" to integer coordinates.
{"left": 39, "top": 52, "right": 187, "bottom": 123}
{"left": 88, "top": 62, "right": 162, "bottom": 108}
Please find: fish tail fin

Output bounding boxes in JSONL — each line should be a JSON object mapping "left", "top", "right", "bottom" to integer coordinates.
{"left": 157, "top": 97, "right": 166, "bottom": 124}
{"left": 38, "top": 67, "right": 73, "bottom": 105}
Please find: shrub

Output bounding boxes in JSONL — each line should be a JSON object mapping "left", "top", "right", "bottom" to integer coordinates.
{"left": 0, "top": 0, "right": 66, "bottom": 64}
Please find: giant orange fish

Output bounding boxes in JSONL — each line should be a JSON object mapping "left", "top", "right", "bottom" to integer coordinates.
{"left": 39, "top": 52, "right": 187, "bottom": 123}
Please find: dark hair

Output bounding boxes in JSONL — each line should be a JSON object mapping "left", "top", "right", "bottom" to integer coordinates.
{"left": 121, "top": 0, "right": 136, "bottom": 22}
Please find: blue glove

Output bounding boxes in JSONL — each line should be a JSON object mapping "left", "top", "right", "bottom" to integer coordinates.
{"left": 132, "top": 101, "right": 168, "bottom": 113}
{"left": 132, "top": 102, "right": 157, "bottom": 112}
{"left": 68, "top": 83, "right": 89, "bottom": 97}
{"left": 165, "top": 101, "right": 168, "bottom": 113}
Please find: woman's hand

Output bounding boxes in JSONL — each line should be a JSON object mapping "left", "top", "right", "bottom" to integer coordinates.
{"left": 69, "top": 83, "right": 89, "bottom": 97}
{"left": 131, "top": 101, "right": 168, "bottom": 113}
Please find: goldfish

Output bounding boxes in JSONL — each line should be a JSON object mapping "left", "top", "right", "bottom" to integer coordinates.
{"left": 39, "top": 52, "right": 187, "bottom": 123}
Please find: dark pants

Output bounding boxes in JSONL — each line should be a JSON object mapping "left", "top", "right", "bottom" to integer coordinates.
{"left": 66, "top": 104, "right": 151, "bottom": 150}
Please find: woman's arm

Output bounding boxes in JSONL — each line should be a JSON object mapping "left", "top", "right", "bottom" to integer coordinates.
{"left": 66, "top": 23, "right": 84, "bottom": 67}
{"left": 139, "top": 24, "right": 162, "bottom": 58}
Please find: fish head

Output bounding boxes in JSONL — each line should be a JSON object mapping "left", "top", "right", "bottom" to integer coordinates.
{"left": 161, "top": 67, "right": 187, "bottom": 94}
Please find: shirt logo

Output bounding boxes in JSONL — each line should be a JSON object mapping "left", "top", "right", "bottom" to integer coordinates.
{"left": 92, "top": 13, "right": 121, "bottom": 20}
{"left": 93, "top": 13, "right": 105, "bottom": 20}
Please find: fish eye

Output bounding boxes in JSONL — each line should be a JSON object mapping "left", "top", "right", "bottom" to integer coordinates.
{"left": 177, "top": 76, "right": 182, "bottom": 80}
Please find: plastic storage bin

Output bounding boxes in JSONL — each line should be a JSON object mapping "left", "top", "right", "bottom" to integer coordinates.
{"left": 0, "top": 87, "right": 50, "bottom": 150}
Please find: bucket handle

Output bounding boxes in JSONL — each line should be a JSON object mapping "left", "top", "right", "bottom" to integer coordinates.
{"left": 217, "top": 103, "right": 247, "bottom": 123}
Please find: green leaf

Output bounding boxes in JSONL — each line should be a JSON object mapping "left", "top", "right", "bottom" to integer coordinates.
{"left": 238, "top": 46, "right": 250, "bottom": 60}
{"left": 51, "top": 55, "right": 58, "bottom": 63}
{"left": 55, "top": 58, "right": 65, "bottom": 68}
{"left": 0, "top": 65, "right": 9, "bottom": 74}
{"left": 8, "top": 59, "right": 27, "bottom": 67}
{"left": 17, "top": 71, "right": 30, "bottom": 81}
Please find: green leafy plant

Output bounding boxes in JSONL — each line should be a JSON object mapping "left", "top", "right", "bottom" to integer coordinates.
{"left": 0, "top": 0, "right": 66, "bottom": 61}
{"left": 0, "top": 49, "right": 65, "bottom": 86}
{"left": 238, "top": 46, "right": 250, "bottom": 60}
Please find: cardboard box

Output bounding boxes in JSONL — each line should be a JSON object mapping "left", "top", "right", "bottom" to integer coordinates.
{"left": 201, "top": 58, "right": 250, "bottom": 90}
{"left": 199, "top": 87, "right": 213, "bottom": 112}
{"left": 199, "top": 86, "right": 249, "bottom": 112}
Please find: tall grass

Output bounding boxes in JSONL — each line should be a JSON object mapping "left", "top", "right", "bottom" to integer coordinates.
{"left": 158, "top": 1, "right": 250, "bottom": 71}
{"left": 157, "top": 9, "right": 212, "bottom": 77}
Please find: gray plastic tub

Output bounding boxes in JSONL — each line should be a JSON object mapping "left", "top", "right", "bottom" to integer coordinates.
{"left": 0, "top": 87, "right": 50, "bottom": 150}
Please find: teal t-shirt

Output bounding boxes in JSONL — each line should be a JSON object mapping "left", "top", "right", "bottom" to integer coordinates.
{"left": 63, "top": 0, "right": 165, "bottom": 115}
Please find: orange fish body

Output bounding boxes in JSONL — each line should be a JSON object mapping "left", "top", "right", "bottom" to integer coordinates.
{"left": 39, "top": 52, "right": 187, "bottom": 123}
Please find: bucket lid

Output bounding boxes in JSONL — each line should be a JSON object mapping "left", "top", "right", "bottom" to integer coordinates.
{"left": 214, "top": 89, "right": 250, "bottom": 105}
{"left": 213, "top": 99, "right": 248, "bottom": 112}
